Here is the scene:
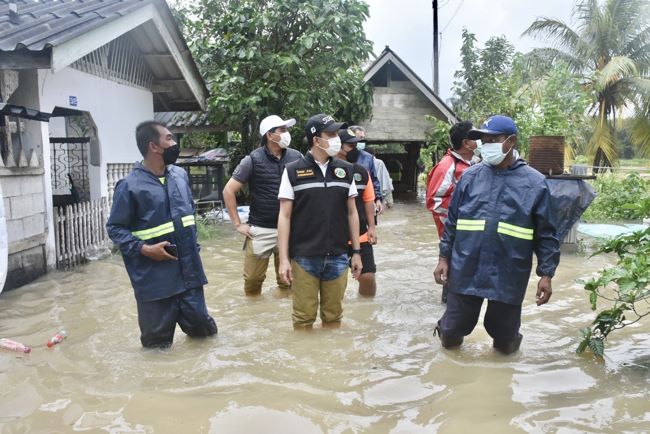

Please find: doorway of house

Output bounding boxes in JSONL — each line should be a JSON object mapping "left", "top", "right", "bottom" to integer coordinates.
{"left": 50, "top": 136, "right": 90, "bottom": 206}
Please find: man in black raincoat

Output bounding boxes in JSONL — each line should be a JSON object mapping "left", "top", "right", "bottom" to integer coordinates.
{"left": 433, "top": 115, "right": 560, "bottom": 354}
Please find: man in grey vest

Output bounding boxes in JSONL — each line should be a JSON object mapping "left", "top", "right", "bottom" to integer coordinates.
{"left": 223, "top": 115, "right": 302, "bottom": 297}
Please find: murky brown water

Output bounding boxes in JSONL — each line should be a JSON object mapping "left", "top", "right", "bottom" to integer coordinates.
{"left": 1, "top": 200, "right": 649, "bottom": 433}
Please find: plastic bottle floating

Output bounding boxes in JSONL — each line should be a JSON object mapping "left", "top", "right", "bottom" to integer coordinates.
{"left": 0, "top": 338, "right": 31, "bottom": 353}
{"left": 47, "top": 330, "right": 67, "bottom": 348}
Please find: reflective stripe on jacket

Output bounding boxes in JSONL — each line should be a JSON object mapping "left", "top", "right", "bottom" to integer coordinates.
{"left": 439, "top": 159, "right": 560, "bottom": 305}
{"left": 285, "top": 152, "right": 354, "bottom": 257}
{"left": 106, "top": 162, "right": 207, "bottom": 302}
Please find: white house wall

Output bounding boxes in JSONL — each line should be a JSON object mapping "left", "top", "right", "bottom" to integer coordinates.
{"left": 38, "top": 67, "right": 153, "bottom": 200}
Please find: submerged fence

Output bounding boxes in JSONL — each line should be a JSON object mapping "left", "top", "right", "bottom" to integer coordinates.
{"left": 53, "top": 198, "right": 111, "bottom": 270}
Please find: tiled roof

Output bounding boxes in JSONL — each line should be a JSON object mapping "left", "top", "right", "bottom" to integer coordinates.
{"left": 155, "top": 111, "right": 215, "bottom": 129}
{"left": 0, "top": 0, "right": 150, "bottom": 51}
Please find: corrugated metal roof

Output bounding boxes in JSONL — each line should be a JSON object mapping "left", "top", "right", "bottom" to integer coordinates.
{"left": 0, "top": 0, "right": 209, "bottom": 111}
{"left": 0, "top": 0, "right": 149, "bottom": 51}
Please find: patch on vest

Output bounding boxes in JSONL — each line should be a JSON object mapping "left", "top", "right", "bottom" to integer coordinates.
{"left": 334, "top": 167, "right": 347, "bottom": 179}
{"left": 354, "top": 173, "right": 362, "bottom": 182}
{"left": 295, "top": 168, "right": 315, "bottom": 178}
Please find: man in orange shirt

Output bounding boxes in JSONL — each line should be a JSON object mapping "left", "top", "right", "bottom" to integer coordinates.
{"left": 338, "top": 128, "right": 378, "bottom": 296}
{"left": 426, "top": 121, "right": 480, "bottom": 302}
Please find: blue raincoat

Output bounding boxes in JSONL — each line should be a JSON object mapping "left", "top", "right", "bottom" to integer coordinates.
{"left": 439, "top": 159, "right": 560, "bottom": 305}
{"left": 106, "top": 162, "right": 207, "bottom": 302}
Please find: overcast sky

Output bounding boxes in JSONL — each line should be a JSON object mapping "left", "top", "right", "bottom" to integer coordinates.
{"left": 363, "top": 0, "right": 575, "bottom": 102}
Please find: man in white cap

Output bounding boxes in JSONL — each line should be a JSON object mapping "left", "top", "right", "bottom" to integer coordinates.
{"left": 223, "top": 115, "right": 302, "bottom": 297}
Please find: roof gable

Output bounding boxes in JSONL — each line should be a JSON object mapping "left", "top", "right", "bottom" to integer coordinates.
{"left": 364, "top": 46, "right": 457, "bottom": 124}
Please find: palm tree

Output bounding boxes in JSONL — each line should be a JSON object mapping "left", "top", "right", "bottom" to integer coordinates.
{"left": 523, "top": 0, "right": 650, "bottom": 170}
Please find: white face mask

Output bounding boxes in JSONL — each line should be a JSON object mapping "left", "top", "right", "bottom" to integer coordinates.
{"left": 480, "top": 136, "right": 514, "bottom": 166}
{"left": 278, "top": 132, "right": 291, "bottom": 149}
{"left": 318, "top": 136, "right": 342, "bottom": 157}
{"left": 357, "top": 142, "right": 366, "bottom": 151}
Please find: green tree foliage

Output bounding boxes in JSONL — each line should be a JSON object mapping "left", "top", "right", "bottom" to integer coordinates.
{"left": 523, "top": 0, "right": 650, "bottom": 169}
{"left": 517, "top": 61, "right": 592, "bottom": 159}
{"left": 179, "top": 132, "right": 227, "bottom": 151}
{"left": 578, "top": 226, "right": 650, "bottom": 357}
{"left": 582, "top": 172, "right": 650, "bottom": 221}
{"left": 449, "top": 29, "right": 590, "bottom": 158}
{"left": 421, "top": 116, "right": 452, "bottom": 173}
{"left": 176, "top": 0, "right": 374, "bottom": 167}
{"left": 451, "top": 29, "right": 516, "bottom": 123}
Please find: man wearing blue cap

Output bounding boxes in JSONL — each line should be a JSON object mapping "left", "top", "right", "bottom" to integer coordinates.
{"left": 433, "top": 115, "right": 560, "bottom": 354}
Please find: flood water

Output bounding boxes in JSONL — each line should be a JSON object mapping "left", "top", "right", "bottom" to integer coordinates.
{"left": 1, "top": 200, "right": 649, "bottom": 433}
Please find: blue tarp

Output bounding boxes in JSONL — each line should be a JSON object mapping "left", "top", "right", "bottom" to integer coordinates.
{"left": 578, "top": 223, "right": 649, "bottom": 239}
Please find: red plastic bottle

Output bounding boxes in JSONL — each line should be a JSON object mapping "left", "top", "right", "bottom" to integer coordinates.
{"left": 47, "top": 330, "right": 67, "bottom": 348}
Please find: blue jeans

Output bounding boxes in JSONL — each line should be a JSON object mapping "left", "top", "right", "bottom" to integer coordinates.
{"left": 293, "top": 254, "right": 349, "bottom": 281}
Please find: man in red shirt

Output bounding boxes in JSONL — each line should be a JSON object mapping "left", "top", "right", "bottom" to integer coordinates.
{"left": 425, "top": 121, "right": 480, "bottom": 302}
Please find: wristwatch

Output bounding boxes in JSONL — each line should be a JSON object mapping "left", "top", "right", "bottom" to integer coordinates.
{"left": 351, "top": 249, "right": 362, "bottom": 255}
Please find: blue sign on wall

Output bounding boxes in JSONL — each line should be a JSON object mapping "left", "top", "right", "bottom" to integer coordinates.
{"left": 69, "top": 96, "right": 78, "bottom": 107}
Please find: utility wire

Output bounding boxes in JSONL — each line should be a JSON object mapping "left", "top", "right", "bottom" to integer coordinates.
{"left": 441, "top": 0, "right": 465, "bottom": 34}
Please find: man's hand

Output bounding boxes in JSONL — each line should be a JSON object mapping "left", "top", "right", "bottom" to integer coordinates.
{"left": 141, "top": 241, "right": 177, "bottom": 262}
{"left": 351, "top": 253, "right": 363, "bottom": 279}
{"left": 367, "top": 227, "right": 377, "bottom": 245}
{"left": 235, "top": 223, "right": 252, "bottom": 239}
{"left": 375, "top": 199, "right": 383, "bottom": 215}
{"left": 433, "top": 257, "right": 449, "bottom": 285}
{"left": 536, "top": 276, "right": 553, "bottom": 306}
{"left": 279, "top": 259, "right": 293, "bottom": 285}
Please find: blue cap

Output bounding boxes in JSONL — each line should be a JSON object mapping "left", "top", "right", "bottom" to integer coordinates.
{"left": 467, "top": 115, "right": 518, "bottom": 139}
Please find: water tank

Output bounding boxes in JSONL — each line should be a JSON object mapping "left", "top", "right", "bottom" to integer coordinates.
{"left": 528, "top": 136, "right": 565, "bottom": 175}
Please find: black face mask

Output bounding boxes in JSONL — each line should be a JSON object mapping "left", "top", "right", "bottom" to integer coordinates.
{"left": 162, "top": 145, "right": 180, "bottom": 165}
{"left": 346, "top": 148, "right": 360, "bottom": 163}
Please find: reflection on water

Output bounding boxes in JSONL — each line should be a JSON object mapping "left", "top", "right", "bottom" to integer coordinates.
{"left": 1, "top": 200, "right": 649, "bottom": 433}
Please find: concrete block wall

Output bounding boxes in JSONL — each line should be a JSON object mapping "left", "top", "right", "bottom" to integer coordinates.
{"left": 0, "top": 168, "right": 47, "bottom": 291}
{"left": 364, "top": 80, "right": 436, "bottom": 142}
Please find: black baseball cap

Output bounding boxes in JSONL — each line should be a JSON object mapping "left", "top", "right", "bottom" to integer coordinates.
{"left": 338, "top": 128, "right": 361, "bottom": 144}
{"left": 305, "top": 114, "right": 347, "bottom": 145}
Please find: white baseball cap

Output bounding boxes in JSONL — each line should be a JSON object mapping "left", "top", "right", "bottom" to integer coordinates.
{"left": 259, "top": 115, "right": 296, "bottom": 136}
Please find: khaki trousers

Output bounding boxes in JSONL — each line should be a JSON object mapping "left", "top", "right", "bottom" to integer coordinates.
{"left": 243, "top": 238, "right": 290, "bottom": 295}
{"left": 291, "top": 260, "right": 348, "bottom": 327}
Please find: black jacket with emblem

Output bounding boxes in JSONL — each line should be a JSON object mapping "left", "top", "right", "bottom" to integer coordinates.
{"left": 352, "top": 163, "right": 371, "bottom": 236}
{"left": 285, "top": 152, "right": 355, "bottom": 258}
{"left": 248, "top": 146, "right": 302, "bottom": 228}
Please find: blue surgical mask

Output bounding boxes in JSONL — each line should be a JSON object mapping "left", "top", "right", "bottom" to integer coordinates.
{"left": 357, "top": 142, "right": 366, "bottom": 151}
{"left": 480, "top": 136, "right": 514, "bottom": 166}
